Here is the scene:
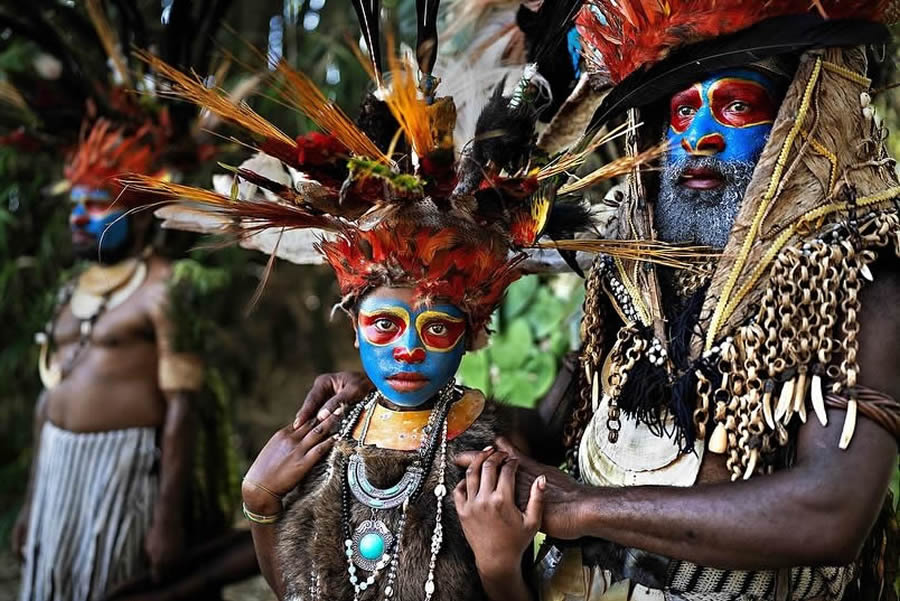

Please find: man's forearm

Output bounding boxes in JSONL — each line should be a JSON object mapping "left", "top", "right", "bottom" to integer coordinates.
{"left": 570, "top": 474, "right": 842, "bottom": 570}
{"left": 153, "top": 393, "right": 195, "bottom": 528}
{"left": 567, "top": 410, "right": 896, "bottom": 570}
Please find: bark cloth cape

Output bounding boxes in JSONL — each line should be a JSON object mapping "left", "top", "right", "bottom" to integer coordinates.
{"left": 540, "top": 2, "right": 900, "bottom": 601}
{"left": 0, "top": 1, "right": 240, "bottom": 541}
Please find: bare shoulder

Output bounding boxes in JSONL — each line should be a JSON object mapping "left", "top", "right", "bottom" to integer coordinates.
{"left": 139, "top": 255, "right": 176, "bottom": 317}
{"left": 145, "top": 254, "right": 175, "bottom": 285}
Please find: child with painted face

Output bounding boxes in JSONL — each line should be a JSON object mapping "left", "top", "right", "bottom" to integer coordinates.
{"left": 241, "top": 224, "right": 546, "bottom": 601}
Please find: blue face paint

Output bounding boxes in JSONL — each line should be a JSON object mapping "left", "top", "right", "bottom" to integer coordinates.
{"left": 357, "top": 295, "right": 467, "bottom": 407}
{"left": 70, "top": 187, "right": 129, "bottom": 253}
{"left": 666, "top": 69, "right": 779, "bottom": 165}
{"left": 566, "top": 27, "right": 582, "bottom": 79}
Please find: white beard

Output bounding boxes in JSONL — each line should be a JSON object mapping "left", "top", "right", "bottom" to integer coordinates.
{"left": 655, "top": 156, "right": 755, "bottom": 250}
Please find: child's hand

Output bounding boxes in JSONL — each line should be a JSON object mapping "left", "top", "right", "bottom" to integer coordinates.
{"left": 453, "top": 448, "right": 546, "bottom": 578}
{"left": 242, "top": 413, "right": 341, "bottom": 515}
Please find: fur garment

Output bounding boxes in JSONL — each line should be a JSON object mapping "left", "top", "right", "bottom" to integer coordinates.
{"left": 276, "top": 399, "right": 504, "bottom": 601}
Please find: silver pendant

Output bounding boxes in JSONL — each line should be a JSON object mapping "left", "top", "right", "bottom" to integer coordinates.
{"left": 350, "top": 519, "right": 394, "bottom": 572}
{"left": 347, "top": 453, "right": 424, "bottom": 509}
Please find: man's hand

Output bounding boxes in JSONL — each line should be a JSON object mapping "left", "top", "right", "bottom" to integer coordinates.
{"left": 455, "top": 437, "right": 588, "bottom": 540}
{"left": 242, "top": 412, "right": 342, "bottom": 515}
{"left": 454, "top": 448, "right": 543, "bottom": 601}
{"left": 294, "top": 372, "right": 373, "bottom": 428}
{"left": 11, "top": 506, "right": 29, "bottom": 561}
{"left": 144, "top": 519, "right": 184, "bottom": 583}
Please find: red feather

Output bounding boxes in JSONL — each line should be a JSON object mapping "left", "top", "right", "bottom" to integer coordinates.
{"left": 65, "top": 119, "right": 167, "bottom": 205}
{"left": 577, "top": 0, "right": 892, "bottom": 84}
{"left": 318, "top": 223, "right": 520, "bottom": 334}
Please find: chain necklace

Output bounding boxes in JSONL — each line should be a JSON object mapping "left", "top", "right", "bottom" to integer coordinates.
{"left": 36, "top": 258, "right": 148, "bottom": 388}
{"left": 36, "top": 280, "right": 109, "bottom": 387}
{"left": 334, "top": 381, "right": 457, "bottom": 600}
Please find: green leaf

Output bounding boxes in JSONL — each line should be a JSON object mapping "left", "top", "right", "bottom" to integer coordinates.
{"left": 458, "top": 351, "right": 492, "bottom": 395}
{"left": 503, "top": 277, "right": 539, "bottom": 321}
{"left": 527, "top": 288, "right": 567, "bottom": 339}
{"left": 490, "top": 318, "right": 534, "bottom": 370}
{"left": 494, "top": 353, "right": 556, "bottom": 408}
{"left": 547, "top": 328, "right": 570, "bottom": 357}
{"left": 524, "top": 352, "right": 557, "bottom": 401}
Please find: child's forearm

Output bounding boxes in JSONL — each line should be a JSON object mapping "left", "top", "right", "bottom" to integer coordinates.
{"left": 478, "top": 565, "right": 533, "bottom": 601}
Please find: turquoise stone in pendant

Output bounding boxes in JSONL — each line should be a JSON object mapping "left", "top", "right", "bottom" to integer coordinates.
{"left": 359, "top": 533, "right": 385, "bottom": 560}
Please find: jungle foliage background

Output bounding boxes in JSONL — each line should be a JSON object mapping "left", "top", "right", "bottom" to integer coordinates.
{"left": 0, "top": 1, "right": 897, "bottom": 596}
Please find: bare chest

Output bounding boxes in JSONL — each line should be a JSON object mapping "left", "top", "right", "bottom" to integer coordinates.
{"left": 52, "top": 292, "right": 154, "bottom": 352}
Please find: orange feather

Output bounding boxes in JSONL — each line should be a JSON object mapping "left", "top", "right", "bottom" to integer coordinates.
{"left": 577, "top": 0, "right": 891, "bottom": 84}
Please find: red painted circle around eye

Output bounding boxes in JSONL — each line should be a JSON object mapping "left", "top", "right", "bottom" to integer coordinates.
{"left": 420, "top": 319, "right": 466, "bottom": 350}
{"left": 359, "top": 313, "right": 407, "bottom": 345}
{"left": 710, "top": 79, "right": 776, "bottom": 128}
{"left": 669, "top": 85, "right": 702, "bottom": 134}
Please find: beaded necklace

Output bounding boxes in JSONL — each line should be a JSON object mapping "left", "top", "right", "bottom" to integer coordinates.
{"left": 332, "top": 381, "right": 457, "bottom": 601}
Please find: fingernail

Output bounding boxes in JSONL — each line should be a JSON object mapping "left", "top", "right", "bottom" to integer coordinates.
{"left": 482, "top": 445, "right": 493, "bottom": 452}
{"left": 538, "top": 475, "right": 547, "bottom": 489}
{"left": 317, "top": 409, "right": 331, "bottom": 421}
{"left": 292, "top": 417, "right": 301, "bottom": 430}
{"left": 333, "top": 405, "right": 344, "bottom": 416}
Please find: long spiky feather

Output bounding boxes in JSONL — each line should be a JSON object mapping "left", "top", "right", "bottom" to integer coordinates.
{"left": 536, "top": 239, "right": 720, "bottom": 273}
{"left": 352, "top": 0, "right": 384, "bottom": 86}
{"left": 538, "top": 121, "right": 634, "bottom": 180}
{"left": 383, "top": 43, "right": 436, "bottom": 158}
{"left": 86, "top": 0, "right": 132, "bottom": 87}
{"left": 135, "top": 49, "right": 296, "bottom": 148}
{"left": 0, "top": 80, "right": 28, "bottom": 112}
{"left": 119, "top": 174, "right": 341, "bottom": 233}
{"left": 273, "top": 59, "right": 389, "bottom": 162}
{"left": 557, "top": 144, "right": 667, "bottom": 195}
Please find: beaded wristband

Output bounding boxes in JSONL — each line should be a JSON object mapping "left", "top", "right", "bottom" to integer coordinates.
{"left": 242, "top": 502, "right": 283, "bottom": 525}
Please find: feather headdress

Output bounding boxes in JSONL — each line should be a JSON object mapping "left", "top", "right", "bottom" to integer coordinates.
{"left": 577, "top": 0, "right": 896, "bottom": 132}
{"left": 123, "top": 4, "right": 703, "bottom": 343}
{"left": 125, "top": 52, "right": 569, "bottom": 340}
{"left": 64, "top": 118, "right": 168, "bottom": 205}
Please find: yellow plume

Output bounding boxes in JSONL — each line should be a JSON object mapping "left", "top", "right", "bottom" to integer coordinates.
{"left": 383, "top": 42, "right": 436, "bottom": 158}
